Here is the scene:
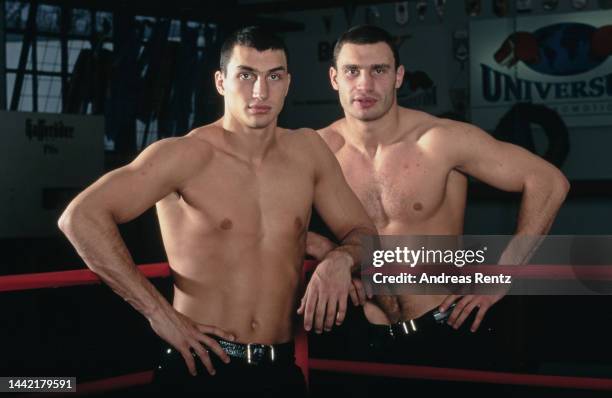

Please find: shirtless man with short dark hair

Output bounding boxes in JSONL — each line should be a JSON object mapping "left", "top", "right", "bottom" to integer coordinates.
{"left": 58, "top": 26, "right": 375, "bottom": 395}
{"left": 307, "top": 25, "right": 569, "bottom": 363}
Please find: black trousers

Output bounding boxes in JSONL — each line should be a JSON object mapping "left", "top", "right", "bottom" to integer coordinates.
{"left": 353, "top": 306, "right": 498, "bottom": 369}
{"left": 310, "top": 304, "right": 508, "bottom": 397}
{"left": 151, "top": 345, "right": 308, "bottom": 396}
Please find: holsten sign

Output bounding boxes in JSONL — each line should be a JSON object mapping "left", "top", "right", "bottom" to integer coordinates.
{"left": 470, "top": 10, "right": 612, "bottom": 128}
{"left": 0, "top": 111, "right": 104, "bottom": 238}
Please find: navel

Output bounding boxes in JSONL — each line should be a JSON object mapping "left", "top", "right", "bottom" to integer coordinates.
{"left": 220, "top": 218, "right": 233, "bottom": 230}
{"left": 413, "top": 202, "right": 423, "bottom": 211}
{"left": 250, "top": 319, "right": 259, "bottom": 330}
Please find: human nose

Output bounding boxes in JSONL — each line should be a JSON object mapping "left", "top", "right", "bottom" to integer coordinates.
{"left": 252, "top": 75, "right": 268, "bottom": 100}
{"left": 356, "top": 72, "right": 374, "bottom": 91}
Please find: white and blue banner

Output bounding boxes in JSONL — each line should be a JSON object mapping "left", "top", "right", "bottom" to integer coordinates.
{"left": 470, "top": 10, "right": 612, "bottom": 129}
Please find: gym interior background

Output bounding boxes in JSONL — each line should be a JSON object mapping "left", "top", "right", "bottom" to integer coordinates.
{"left": 1, "top": 0, "right": 611, "bottom": 395}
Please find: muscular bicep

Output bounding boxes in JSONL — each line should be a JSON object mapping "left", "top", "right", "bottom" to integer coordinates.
{"left": 75, "top": 166, "right": 173, "bottom": 224}
{"left": 452, "top": 124, "right": 558, "bottom": 192}
{"left": 70, "top": 138, "right": 207, "bottom": 223}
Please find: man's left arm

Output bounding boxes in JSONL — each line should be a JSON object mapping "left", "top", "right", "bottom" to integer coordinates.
{"left": 437, "top": 121, "right": 570, "bottom": 331}
{"left": 297, "top": 132, "right": 393, "bottom": 333}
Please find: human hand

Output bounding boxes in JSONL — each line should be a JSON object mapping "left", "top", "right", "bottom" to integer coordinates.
{"left": 149, "top": 306, "right": 235, "bottom": 376}
{"left": 439, "top": 293, "right": 504, "bottom": 332}
{"left": 297, "top": 251, "right": 353, "bottom": 333}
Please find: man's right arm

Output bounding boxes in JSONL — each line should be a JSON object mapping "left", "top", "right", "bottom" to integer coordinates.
{"left": 58, "top": 137, "right": 233, "bottom": 376}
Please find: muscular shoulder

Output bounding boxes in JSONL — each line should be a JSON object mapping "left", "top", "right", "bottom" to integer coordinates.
{"left": 185, "top": 124, "right": 226, "bottom": 150}
{"left": 317, "top": 120, "right": 346, "bottom": 154}
{"left": 281, "top": 127, "right": 340, "bottom": 169}
{"left": 411, "top": 111, "right": 494, "bottom": 166}
{"left": 396, "top": 108, "right": 458, "bottom": 142}
{"left": 147, "top": 134, "right": 213, "bottom": 163}
{"left": 133, "top": 130, "right": 215, "bottom": 183}
{"left": 282, "top": 127, "right": 329, "bottom": 154}
{"left": 428, "top": 117, "right": 490, "bottom": 148}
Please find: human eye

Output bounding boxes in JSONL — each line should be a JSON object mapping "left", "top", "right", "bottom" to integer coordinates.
{"left": 373, "top": 66, "right": 385, "bottom": 75}
{"left": 269, "top": 73, "right": 282, "bottom": 81}
{"left": 239, "top": 72, "right": 252, "bottom": 80}
{"left": 345, "top": 67, "right": 359, "bottom": 77}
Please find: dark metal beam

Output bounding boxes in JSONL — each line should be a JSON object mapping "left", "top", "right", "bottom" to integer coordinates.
{"left": 0, "top": 0, "right": 7, "bottom": 110}
{"left": 60, "top": 6, "right": 69, "bottom": 112}
{"left": 34, "top": 0, "right": 401, "bottom": 25}
{"left": 10, "top": 1, "right": 37, "bottom": 111}
{"left": 31, "top": 4, "right": 38, "bottom": 112}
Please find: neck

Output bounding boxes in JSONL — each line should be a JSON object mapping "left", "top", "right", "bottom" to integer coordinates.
{"left": 343, "top": 104, "right": 401, "bottom": 157}
{"left": 219, "top": 114, "right": 279, "bottom": 163}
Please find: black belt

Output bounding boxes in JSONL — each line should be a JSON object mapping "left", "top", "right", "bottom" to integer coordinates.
{"left": 214, "top": 338, "right": 295, "bottom": 366}
{"left": 369, "top": 302, "right": 457, "bottom": 340}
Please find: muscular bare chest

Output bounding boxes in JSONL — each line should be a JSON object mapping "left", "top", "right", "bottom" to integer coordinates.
{"left": 163, "top": 151, "right": 313, "bottom": 239}
{"left": 337, "top": 144, "right": 449, "bottom": 228}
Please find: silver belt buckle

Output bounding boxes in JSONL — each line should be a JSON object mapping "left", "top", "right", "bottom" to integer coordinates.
{"left": 398, "top": 319, "right": 418, "bottom": 335}
{"left": 269, "top": 345, "right": 275, "bottom": 362}
{"left": 246, "top": 343, "right": 253, "bottom": 365}
{"left": 247, "top": 343, "right": 276, "bottom": 365}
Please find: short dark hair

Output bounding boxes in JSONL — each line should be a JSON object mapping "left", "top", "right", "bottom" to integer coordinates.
{"left": 333, "top": 25, "right": 400, "bottom": 69}
{"left": 219, "top": 26, "right": 289, "bottom": 74}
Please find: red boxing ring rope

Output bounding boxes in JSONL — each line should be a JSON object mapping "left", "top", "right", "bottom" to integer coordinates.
{"left": 71, "top": 359, "right": 612, "bottom": 393}
{"left": 3, "top": 261, "right": 612, "bottom": 395}
{"left": 0, "top": 263, "right": 170, "bottom": 292}
{"left": 309, "top": 359, "right": 612, "bottom": 390}
{"left": 3, "top": 262, "right": 612, "bottom": 293}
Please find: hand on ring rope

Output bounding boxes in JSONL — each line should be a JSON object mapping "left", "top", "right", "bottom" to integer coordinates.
{"left": 297, "top": 250, "right": 353, "bottom": 333}
{"left": 148, "top": 305, "right": 235, "bottom": 376}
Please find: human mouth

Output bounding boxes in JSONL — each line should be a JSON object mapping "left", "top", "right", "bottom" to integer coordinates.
{"left": 248, "top": 105, "right": 272, "bottom": 114}
{"left": 353, "top": 97, "right": 377, "bottom": 109}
